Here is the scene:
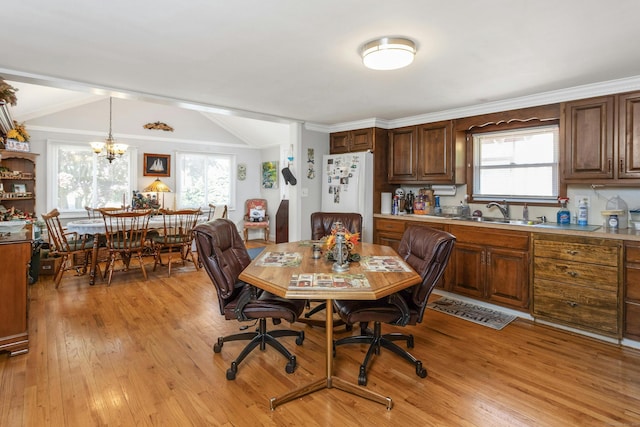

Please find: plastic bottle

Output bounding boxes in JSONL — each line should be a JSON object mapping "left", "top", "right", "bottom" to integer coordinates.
{"left": 557, "top": 198, "right": 570, "bottom": 225}
{"left": 434, "top": 196, "right": 442, "bottom": 215}
{"left": 577, "top": 198, "right": 588, "bottom": 226}
{"left": 522, "top": 203, "right": 529, "bottom": 221}
{"left": 461, "top": 195, "right": 471, "bottom": 218}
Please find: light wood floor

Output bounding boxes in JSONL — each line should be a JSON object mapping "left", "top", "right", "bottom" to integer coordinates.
{"left": 2, "top": 242, "right": 640, "bottom": 426}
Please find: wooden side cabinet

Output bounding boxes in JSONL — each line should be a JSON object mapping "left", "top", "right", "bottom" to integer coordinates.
{"left": 624, "top": 241, "right": 640, "bottom": 340}
{"left": 532, "top": 234, "right": 622, "bottom": 338}
{"left": 448, "top": 224, "right": 530, "bottom": 309}
{"left": 0, "top": 239, "right": 32, "bottom": 356}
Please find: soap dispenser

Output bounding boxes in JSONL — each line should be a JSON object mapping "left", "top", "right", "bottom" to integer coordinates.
{"left": 557, "top": 197, "right": 570, "bottom": 225}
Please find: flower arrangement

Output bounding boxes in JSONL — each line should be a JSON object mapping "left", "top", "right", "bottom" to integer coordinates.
{"left": 6, "top": 120, "right": 29, "bottom": 142}
{"left": 322, "top": 223, "right": 360, "bottom": 262}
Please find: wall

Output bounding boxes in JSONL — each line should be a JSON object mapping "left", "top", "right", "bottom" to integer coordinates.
{"left": 299, "top": 126, "right": 330, "bottom": 240}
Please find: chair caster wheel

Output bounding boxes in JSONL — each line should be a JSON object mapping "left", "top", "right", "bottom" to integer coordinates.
{"left": 285, "top": 356, "right": 296, "bottom": 374}
{"left": 213, "top": 339, "right": 223, "bottom": 353}
{"left": 358, "top": 366, "right": 367, "bottom": 386}
{"left": 295, "top": 331, "right": 305, "bottom": 346}
{"left": 407, "top": 335, "right": 414, "bottom": 349}
{"left": 226, "top": 363, "right": 237, "bottom": 380}
{"left": 416, "top": 361, "right": 427, "bottom": 378}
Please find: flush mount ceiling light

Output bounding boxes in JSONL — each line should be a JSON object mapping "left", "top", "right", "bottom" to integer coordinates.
{"left": 361, "top": 37, "right": 416, "bottom": 71}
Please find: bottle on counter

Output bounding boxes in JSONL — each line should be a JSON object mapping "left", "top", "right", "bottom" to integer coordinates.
{"left": 578, "top": 198, "right": 588, "bottom": 226}
{"left": 557, "top": 197, "right": 570, "bottom": 225}
{"left": 523, "top": 203, "right": 529, "bottom": 221}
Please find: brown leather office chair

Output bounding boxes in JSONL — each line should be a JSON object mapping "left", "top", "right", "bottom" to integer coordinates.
{"left": 304, "top": 212, "right": 363, "bottom": 326}
{"left": 193, "top": 218, "right": 305, "bottom": 380}
{"left": 333, "top": 225, "right": 455, "bottom": 386}
{"left": 41, "top": 208, "right": 94, "bottom": 289}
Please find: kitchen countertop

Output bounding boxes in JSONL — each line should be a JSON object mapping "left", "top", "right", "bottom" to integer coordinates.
{"left": 374, "top": 213, "right": 640, "bottom": 242}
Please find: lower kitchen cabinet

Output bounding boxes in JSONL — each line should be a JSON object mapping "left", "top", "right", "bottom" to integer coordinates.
{"left": 532, "top": 234, "right": 622, "bottom": 338}
{"left": 448, "top": 225, "right": 530, "bottom": 310}
{"left": 373, "top": 218, "right": 405, "bottom": 251}
{"left": 624, "top": 242, "right": 640, "bottom": 340}
{"left": 0, "top": 239, "right": 32, "bottom": 356}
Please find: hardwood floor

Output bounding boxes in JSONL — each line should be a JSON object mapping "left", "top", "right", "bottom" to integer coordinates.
{"left": 2, "top": 242, "right": 640, "bottom": 426}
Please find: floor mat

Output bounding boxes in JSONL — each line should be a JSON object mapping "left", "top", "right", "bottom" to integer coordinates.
{"left": 427, "top": 297, "right": 517, "bottom": 330}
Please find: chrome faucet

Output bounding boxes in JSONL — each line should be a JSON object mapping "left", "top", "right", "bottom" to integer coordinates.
{"left": 486, "top": 201, "right": 510, "bottom": 220}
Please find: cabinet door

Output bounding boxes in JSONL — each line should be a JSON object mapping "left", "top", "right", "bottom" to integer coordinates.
{"left": 416, "top": 121, "right": 454, "bottom": 183}
{"left": 618, "top": 91, "right": 640, "bottom": 179}
{"left": 449, "top": 242, "right": 484, "bottom": 298}
{"left": 563, "top": 96, "right": 615, "bottom": 180}
{"left": 486, "top": 247, "right": 529, "bottom": 308}
{"left": 350, "top": 128, "right": 373, "bottom": 152}
{"left": 329, "top": 131, "right": 350, "bottom": 154}
{"left": 388, "top": 126, "right": 417, "bottom": 182}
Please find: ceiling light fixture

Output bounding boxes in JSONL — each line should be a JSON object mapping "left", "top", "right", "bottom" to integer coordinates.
{"left": 91, "top": 97, "right": 127, "bottom": 163}
{"left": 361, "top": 37, "right": 416, "bottom": 71}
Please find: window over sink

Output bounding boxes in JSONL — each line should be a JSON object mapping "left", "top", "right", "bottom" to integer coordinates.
{"left": 472, "top": 123, "right": 559, "bottom": 204}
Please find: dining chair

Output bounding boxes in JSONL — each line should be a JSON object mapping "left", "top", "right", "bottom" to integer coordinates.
{"left": 303, "top": 212, "right": 363, "bottom": 328}
{"left": 85, "top": 206, "right": 128, "bottom": 218}
{"left": 243, "top": 198, "right": 269, "bottom": 242}
{"left": 193, "top": 218, "right": 305, "bottom": 380}
{"left": 101, "top": 209, "right": 152, "bottom": 285}
{"left": 41, "top": 208, "right": 94, "bottom": 289}
{"left": 151, "top": 208, "right": 201, "bottom": 276}
{"left": 207, "top": 203, "right": 228, "bottom": 220}
{"left": 333, "top": 225, "right": 456, "bottom": 386}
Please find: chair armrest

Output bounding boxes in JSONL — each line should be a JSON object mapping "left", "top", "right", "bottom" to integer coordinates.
{"left": 233, "top": 283, "right": 258, "bottom": 321}
{"left": 387, "top": 293, "right": 410, "bottom": 326}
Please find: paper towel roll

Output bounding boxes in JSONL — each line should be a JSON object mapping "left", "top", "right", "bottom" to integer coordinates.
{"left": 381, "top": 192, "right": 392, "bottom": 214}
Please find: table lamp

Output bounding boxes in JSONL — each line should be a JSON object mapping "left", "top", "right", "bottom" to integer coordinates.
{"left": 143, "top": 178, "right": 172, "bottom": 209}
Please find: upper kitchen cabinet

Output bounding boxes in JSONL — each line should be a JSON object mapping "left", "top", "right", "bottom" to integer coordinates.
{"left": 329, "top": 127, "right": 385, "bottom": 154}
{"left": 563, "top": 91, "right": 640, "bottom": 183}
{"left": 388, "top": 120, "right": 459, "bottom": 184}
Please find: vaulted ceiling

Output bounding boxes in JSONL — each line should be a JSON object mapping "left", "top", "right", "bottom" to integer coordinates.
{"left": 3, "top": 0, "right": 640, "bottom": 144}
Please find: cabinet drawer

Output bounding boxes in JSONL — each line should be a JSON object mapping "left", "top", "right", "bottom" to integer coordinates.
{"left": 625, "top": 244, "right": 640, "bottom": 263}
{"left": 449, "top": 225, "right": 529, "bottom": 250}
{"left": 375, "top": 219, "right": 405, "bottom": 234}
{"left": 533, "top": 278, "right": 619, "bottom": 335}
{"left": 534, "top": 240, "right": 618, "bottom": 266}
{"left": 626, "top": 265, "right": 640, "bottom": 301}
{"left": 534, "top": 258, "right": 618, "bottom": 291}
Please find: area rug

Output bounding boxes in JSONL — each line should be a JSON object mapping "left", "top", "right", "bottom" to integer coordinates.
{"left": 427, "top": 297, "right": 517, "bottom": 330}
{"left": 247, "top": 247, "right": 265, "bottom": 260}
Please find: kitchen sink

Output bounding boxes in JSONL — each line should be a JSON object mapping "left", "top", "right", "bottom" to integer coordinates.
{"left": 453, "top": 216, "right": 541, "bottom": 226}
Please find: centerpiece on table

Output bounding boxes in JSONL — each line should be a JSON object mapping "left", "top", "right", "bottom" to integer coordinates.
{"left": 322, "top": 221, "right": 360, "bottom": 271}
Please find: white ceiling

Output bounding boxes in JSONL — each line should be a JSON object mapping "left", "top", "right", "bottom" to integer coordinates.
{"left": 3, "top": 0, "right": 640, "bottom": 139}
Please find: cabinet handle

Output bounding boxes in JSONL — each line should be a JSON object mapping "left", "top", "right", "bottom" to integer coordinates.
{"left": 481, "top": 252, "right": 485, "bottom": 265}
{"left": 486, "top": 253, "right": 491, "bottom": 264}
{"left": 608, "top": 158, "right": 612, "bottom": 172}
{"left": 565, "top": 301, "right": 578, "bottom": 308}
{"left": 567, "top": 271, "right": 578, "bottom": 278}
{"left": 566, "top": 250, "right": 578, "bottom": 256}
{"left": 620, "top": 158, "right": 624, "bottom": 173}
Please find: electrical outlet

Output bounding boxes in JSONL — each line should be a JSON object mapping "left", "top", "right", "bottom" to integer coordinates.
{"left": 574, "top": 195, "right": 590, "bottom": 207}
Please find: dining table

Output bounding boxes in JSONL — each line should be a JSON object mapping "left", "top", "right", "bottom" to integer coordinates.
{"left": 66, "top": 214, "right": 208, "bottom": 285}
{"left": 238, "top": 241, "right": 422, "bottom": 410}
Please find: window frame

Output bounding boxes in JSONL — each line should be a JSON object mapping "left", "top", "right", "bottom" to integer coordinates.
{"left": 46, "top": 140, "right": 138, "bottom": 215}
{"left": 467, "top": 120, "right": 563, "bottom": 206}
{"left": 174, "top": 150, "right": 236, "bottom": 211}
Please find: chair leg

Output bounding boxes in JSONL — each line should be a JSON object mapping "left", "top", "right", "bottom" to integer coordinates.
{"left": 334, "top": 321, "right": 426, "bottom": 386}
{"left": 213, "top": 318, "right": 305, "bottom": 380}
{"left": 53, "top": 254, "right": 70, "bottom": 289}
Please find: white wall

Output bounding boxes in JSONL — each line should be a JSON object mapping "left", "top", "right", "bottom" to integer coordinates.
{"left": 299, "top": 126, "right": 330, "bottom": 240}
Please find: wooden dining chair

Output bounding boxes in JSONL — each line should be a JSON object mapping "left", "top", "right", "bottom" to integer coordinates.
{"left": 41, "top": 208, "right": 94, "bottom": 289}
{"left": 101, "top": 209, "right": 152, "bottom": 285}
{"left": 207, "top": 203, "right": 228, "bottom": 220}
{"left": 151, "top": 208, "right": 202, "bottom": 276}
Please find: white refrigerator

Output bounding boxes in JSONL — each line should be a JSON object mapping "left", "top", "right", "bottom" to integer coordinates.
{"left": 321, "top": 151, "right": 374, "bottom": 243}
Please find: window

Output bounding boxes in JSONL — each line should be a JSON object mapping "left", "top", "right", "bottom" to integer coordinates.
{"left": 175, "top": 152, "right": 234, "bottom": 209}
{"left": 48, "top": 142, "right": 136, "bottom": 213}
{"left": 472, "top": 124, "right": 559, "bottom": 203}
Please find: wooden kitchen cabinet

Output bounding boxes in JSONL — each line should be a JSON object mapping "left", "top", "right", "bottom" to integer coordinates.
{"left": 0, "top": 150, "right": 38, "bottom": 217}
{"left": 532, "top": 234, "right": 622, "bottom": 337}
{"left": 0, "top": 238, "right": 32, "bottom": 356}
{"left": 373, "top": 218, "right": 405, "bottom": 252}
{"left": 624, "top": 242, "right": 640, "bottom": 340}
{"left": 448, "top": 224, "right": 530, "bottom": 309}
{"left": 563, "top": 91, "right": 640, "bottom": 183}
{"left": 329, "top": 128, "right": 384, "bottom": 154}
{"left": 388, "top": 120, "right": 456, "bottom": 184}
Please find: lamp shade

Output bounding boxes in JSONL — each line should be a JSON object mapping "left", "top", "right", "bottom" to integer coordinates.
{"left": 361, "top": 37, "right": 416, "bottom": 71}
{"left": 143, "top": 178, "right": 172, "bottom": 193}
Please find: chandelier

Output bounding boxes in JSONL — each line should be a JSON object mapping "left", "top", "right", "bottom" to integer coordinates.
{"left": 91, "top": 97, "right": 127, "bottom": 163}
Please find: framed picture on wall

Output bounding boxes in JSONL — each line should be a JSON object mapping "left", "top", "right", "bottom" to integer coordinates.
{"left": 262, "top": 161, "right": 278, "bottom": 189}
{"left": 143, "top": 153, "right": 171, "bottom": 177}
